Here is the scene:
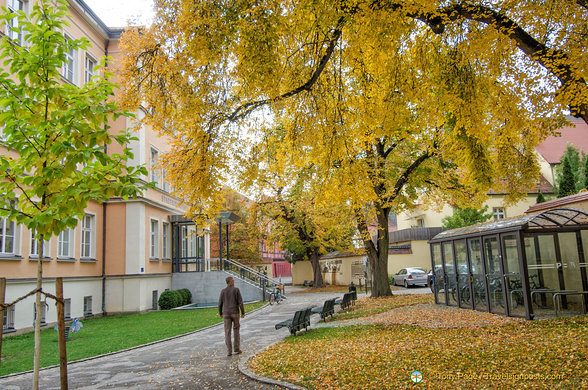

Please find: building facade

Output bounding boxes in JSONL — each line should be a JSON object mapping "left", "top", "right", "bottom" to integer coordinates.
{"left": 1, "top": 0, "right": 209, "bottom": 334}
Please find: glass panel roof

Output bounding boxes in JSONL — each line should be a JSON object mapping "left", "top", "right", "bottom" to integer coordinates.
{"left": 430, "top": 208, "right": 588, "bottom": 242}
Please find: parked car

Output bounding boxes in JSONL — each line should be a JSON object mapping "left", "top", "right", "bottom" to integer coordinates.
{"left": 392, "top": 267, "right": 428, "bottom": 288}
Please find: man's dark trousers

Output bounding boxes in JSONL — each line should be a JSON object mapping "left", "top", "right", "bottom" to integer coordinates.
{"left": 224, "top": 313, "right": 240, "bottom": 353}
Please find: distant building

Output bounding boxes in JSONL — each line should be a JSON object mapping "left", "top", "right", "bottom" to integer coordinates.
{"left": 388, "top": 117, "right": 587, "bottom": 274}
{"left": 535, "top": 116, "right": 588, "bottom": 185}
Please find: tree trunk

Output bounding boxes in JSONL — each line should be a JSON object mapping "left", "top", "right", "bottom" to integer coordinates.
{"left": 309, "top": 247, "right": 325, "bottom": 288}
{"left": 373, "top": 205, "right": 392, "bottom": 297}
{"left": 0, "top": 277, "right": 5, "bottom": 363}
{"left": 356, "top": 205, "right": 392, "bottom": 298}
{"left": 56, "top": 277, "right": 68, "bottom": 390}
{"left": 33, "top": 239, "right": 44, "bottom": 390}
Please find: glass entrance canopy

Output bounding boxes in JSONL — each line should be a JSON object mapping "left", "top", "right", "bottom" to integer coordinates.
{"left": 429, "top": 208, "right": 588, "bottom": 319}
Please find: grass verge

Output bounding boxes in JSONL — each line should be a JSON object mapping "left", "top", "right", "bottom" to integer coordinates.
{"left": 249, "top": 296, "right": 587, "bottom": 389}
{"left": 0, "top": 302, "right": 264, "bottom": 376}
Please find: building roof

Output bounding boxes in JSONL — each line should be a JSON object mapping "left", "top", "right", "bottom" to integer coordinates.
{"left": 389, "top": 227, "right": 444, "bottom": 244}
{"left": 429, "top": 208, "right": 588, "bottom": 242}
{"left": 71, "top": 0, "right": 124, "bottom": 38}
{"left": 525, "top": 191, "right": 588, "bottom": 214}
{"left": 319, "top": 250, "right": 365, "bottom": 260}
{"left": 487, "top": 174, "right": 554, "bottom": 195}
{"left": 535, "top": 116, "right": 588, "bottom": 164}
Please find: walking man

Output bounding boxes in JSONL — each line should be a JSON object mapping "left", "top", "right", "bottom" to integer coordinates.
{"left": 218, "top": 276, "right": 245, "bottom": 356}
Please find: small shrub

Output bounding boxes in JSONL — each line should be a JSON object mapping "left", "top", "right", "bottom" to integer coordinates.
{"left": 388, "top": 275, "right": 395, "bottom": 285}
{"left": 159, "top": 290, "right": 180, "bottom": 310}
{"left": 172, "top": 290, "right": 183, "bottom": 307}
{"left": 178, "top": 288, "right": 192, "bottom": 305}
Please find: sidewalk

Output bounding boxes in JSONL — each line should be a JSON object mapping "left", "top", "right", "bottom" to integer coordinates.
{"left": 0, "top": 290, "right": 342, "bottom": 390}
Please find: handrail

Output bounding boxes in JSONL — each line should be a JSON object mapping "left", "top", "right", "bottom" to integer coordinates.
{"left": 224, "top": 258, "right": 280, "bottom": 285}
{"left": 211, "top": 258, "right": 283, "bottom": 297}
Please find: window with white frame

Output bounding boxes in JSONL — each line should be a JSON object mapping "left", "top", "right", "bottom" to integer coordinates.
{"left": 162, "top": 168, "right": 169, "bottom": 192}
{"left": 162, "top": 222, "right": 170, "bottom": 259}
{"left": 6, "top": 0, "right": 24, "bottom": 43}
{"left": 493, "top": 207, "right": 506, "bottom": 220}
{"left": 33, "top": 302, "right": 47, "bottom": 325}
{"left": 58, "top": 227, "right": 75, "bottom": 258}
{"left": 150, "top": 148, "right": 161, "bottom": 188}
{"left": 84, "top": 54, "right": 96, "bottom": 84}
{"left": 83, "top": 296, "right": 93, "bottom": 316}
{"left": 0, "top": 215, "right": 17, "bottom": 255}
{"left": 3, "top": 305, "right": 15, "bottom": 331}
{"left": 80, "top": 214, "right": 95, "bottom": 258}
{"left": 30, "top": 230, "right": 50, "bottom": 258}
{"left": 62, "top": 35, "right": 76, "bottom": 83}
{"left": 150, "top": 219, "right": 159, "bottom": 258}
{"left": 64, "top": 298, "right": 71, "bottom": 320}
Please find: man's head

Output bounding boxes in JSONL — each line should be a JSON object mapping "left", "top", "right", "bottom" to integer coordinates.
{"left": 226, "top": 276, "right": 234, "bottom": 286}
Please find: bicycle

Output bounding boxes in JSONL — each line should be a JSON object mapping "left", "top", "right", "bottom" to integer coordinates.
{"left": 268, "top": 288, "right": 285, "bottom": 305}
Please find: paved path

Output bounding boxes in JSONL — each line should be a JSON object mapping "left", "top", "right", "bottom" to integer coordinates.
{"left": 0, "top": 288, "right": 346, "bottom": 390}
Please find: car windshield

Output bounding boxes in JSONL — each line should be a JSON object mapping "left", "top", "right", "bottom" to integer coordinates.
{"left": 408, "top": 268, "right": 426, "bottom": 274}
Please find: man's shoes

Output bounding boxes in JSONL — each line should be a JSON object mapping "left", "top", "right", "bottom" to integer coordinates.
{"left": 234, "top": 350, "right": 242, "bottom": 355}
{"left": 227, "top": 352, "right": 232, "bottom": 356}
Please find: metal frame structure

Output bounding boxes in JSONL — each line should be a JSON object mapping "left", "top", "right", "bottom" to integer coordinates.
{"left": 170, "top": 215, "right": 207, "bottom": 273}
{"left": 429, "top": 208, "right": 588, "bottom": 319}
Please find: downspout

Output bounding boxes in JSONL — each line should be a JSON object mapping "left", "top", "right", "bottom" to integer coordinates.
{"left": 101, "top": 38, "right": 110, "bottom": 316}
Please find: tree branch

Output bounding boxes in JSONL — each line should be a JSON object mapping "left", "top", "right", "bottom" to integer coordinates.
{"left": 413, "top": 3, "right": 588, "bottom": 123}
{"left": 213, "top": 16, "right": 348, "bottom": 128}
{"left": 387, "top": 146, "right": 437, "bottom": 204}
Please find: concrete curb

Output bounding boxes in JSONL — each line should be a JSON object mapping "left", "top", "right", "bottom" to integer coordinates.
{"left": 0, "top": 303, "right": 270, "bottom": 380}
{"left": 238, "top": 343, "right": 307, "bottom": 390}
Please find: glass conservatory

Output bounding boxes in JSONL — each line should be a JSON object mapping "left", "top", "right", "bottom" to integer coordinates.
{"left": 429, "top": 208, "right": 588, "bottom": 319}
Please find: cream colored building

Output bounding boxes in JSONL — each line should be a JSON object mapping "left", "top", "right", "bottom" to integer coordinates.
{"left": 1, "top": 0, "right": 209, "bottom": 333}
{"left": 292, "top": 251, "right": 366, "bottom": 287}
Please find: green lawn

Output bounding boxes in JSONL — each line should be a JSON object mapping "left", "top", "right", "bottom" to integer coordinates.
{"left": 0, "top": 302, "right": 264, "bottom": 376}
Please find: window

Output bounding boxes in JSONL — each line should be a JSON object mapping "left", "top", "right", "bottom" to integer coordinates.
{"left": 150, "top": 219, "right": 159, "bottom": 258}
{"left": 62, "top": 36, "right": 76, "bottom": 83}
{"left": 162, "top": 222, "right": 170, "bottom": 259}
{"left": 83, "top": 296, "right": 93, "bottom": 316}
{"left": 150, "top": 148, "right": 160, "bottom": 187}
{"left": 64, "top": 298, "right": 71, "bottom": 320}
{"left": 30, "top": 230, "right": 50, "bottom": 258}
{"left": 7, "top": 0, "right": 24, "bottom": 43}
{"left": 3, "top": 305, "right": 15, "bottom": 331}
{"left": 0, "top": 216, "right": 16, "bottom": 255}
{"left": 162, "top": 168, "right": 169, "bottom": 192}
{"left": 81, "top": 214, "right": 95, "bottom": 258}
{"left": 84, "top": 54, "right": 96, "bottom": 84}
{"left": 493, "top": 207, "right": 506, "bottom": 220}
{"left": 416, "top": 218, "right": 425, "bottom": 228}
{"left": 33, "top": 302, "right": 47, "bottom": 325}
{"left": 58, "top": 227, "right": 74, "bottom": 258}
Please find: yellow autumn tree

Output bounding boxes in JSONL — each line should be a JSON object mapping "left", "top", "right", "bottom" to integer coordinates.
{"left": 118, "top": 0, "right": 583, "bottom": 296}
{"left": 241, "top": 125, "right": 357, "bottom": 288}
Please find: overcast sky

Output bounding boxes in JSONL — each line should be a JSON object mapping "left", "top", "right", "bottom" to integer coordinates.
{"left": 84, "top": 0, "right": 154, "bottom": 28}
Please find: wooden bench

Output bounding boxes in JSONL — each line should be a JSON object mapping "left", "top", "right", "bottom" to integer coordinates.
{"left": 275, "top": 307, "right": 313, "bottom": 335}
{"left": 311, "top": 297, "right": 337, "bottom": 321}
{"left": 335, "top": 292, "right": 352, "bottom": 310}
